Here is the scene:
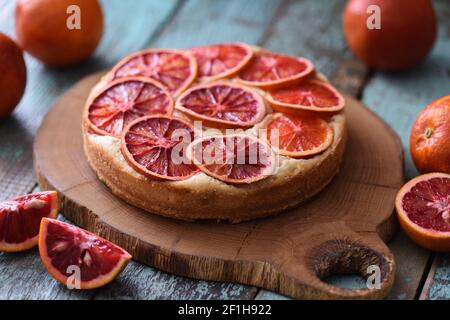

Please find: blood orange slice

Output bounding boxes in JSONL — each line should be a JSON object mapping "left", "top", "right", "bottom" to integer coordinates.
{"left": 263, "top": 113, "right": 333, "bottom": 158}
{"left": 266, "top": 79, "right": 345, "bottom": 113}
{"left": 190, "top": 42, "right": 253, "bottom": 81}
{"left": 187, "top": 134, "right": 275, "bottom": 184}
{"left": 39, "top": 218, "right": 131, "bottom": 289}
{"left": 395, "top": 172, "right": 450, "bottom": 251}
{"left": 121, "top": 115, "right": 199, "bottom": 181}
{"left": 85, "top": 77, "right": 173, "bottom": 137}
{"left": 176, "top": 82, "right": 266, "bottom": 127}
{"left": 0, "top": 191, "right": 58, "bottom": 252}
{"left": 107, "top": 49, "right": 197, "bottom": 96}
{"left": 237, "top": 50, "right": 314, "bottom": 89}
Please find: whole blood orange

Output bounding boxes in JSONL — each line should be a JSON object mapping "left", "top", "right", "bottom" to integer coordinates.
{"left": 190, "top": 42, "right": 253, "bottom": 81}
{"left": 237, "top": 50, "right": 314, "bottom": 89}
{"left": 266, "top": 79, "right": 345, "bottom": 114}
{"left": 121, "top": 116, "right": 199, "bottom": 181}
{"left": 263, "top": 113, "right": 333, "bottom": 158}
{"left": 15, "top": 0, "right": 103, "bottom": 66}
{"left": 343, "top": 0, "right": 437, "bottom": 71}
{"left": 176, "top": 82, "right": 266, "bottom": 128}
{"left": 187, "top": 134, "right": 275, "bottom": 184}
{"left": 396, "top": 173, "right": 450, "bottom": 251}
{"left": 0, "top": 191, "right": 58, "bottom": 252}
{"left": 39, "top": 218, "right": 132, "bottom": 289}
{"left": 410, "top": 95, "right": 450, "bottom": 174}
{"left": 0, "top": 32, "right": 26, "bottom": 119}
{"left": 85, "top": 77, "right": 174, "bottom": 137}
{"left": 107, "top": 49, "right": 197, "bottom": 97}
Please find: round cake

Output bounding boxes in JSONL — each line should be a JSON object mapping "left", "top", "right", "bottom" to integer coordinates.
{"left": 83, "top": 43, "right": 347, "bottom": 222}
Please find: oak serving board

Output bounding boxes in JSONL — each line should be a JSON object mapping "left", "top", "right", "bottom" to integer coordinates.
{"left": 34, "top": 72, "right": 403, "bottom": 300}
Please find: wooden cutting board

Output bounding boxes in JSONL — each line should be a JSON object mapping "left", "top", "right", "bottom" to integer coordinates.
{"left": 34, "top": 72, "right": 403, "bottom": 300}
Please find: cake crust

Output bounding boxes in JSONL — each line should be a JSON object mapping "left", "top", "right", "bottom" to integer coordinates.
{"left": 83, "top": 112, "right": 346, "bottom": 222}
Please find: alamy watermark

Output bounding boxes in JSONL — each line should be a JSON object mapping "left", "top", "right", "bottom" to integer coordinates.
{"left": 66, "top": 5, "right": 81, "bottom": 30}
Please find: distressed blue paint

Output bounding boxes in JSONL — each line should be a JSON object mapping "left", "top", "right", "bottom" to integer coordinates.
{"left": 0, "top": 0, "right": 179, "bottom": 201}
{"left": 0, "top": 0, "right": 448, "bottom": 300}
{"left": 153, "top": 0, "right": 283, "bottom": 48}
{"left": 262, "top": 0, "right": 350, "bottom": 78}
{"left": 361, "top": 0, "right": 450, "bottom": 300}
{"left": 428, "top": 254, "right": 450, "bottom": 299}
{"left": 93, "top": 261, "right": 257, "bottom": 300}
{"left": 362, "top": 0, "right": 450, "bottom": 180}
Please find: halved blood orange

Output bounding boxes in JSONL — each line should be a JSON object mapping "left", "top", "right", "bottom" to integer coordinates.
{"left": 263, "top": 113, "right": 333, "bottom": 158}
{"left": 85, "top": 77, "right": 173, "bottom": 137}
{"left": 395, "top": 172, "right": 450, "bottom": 251}
{"left": 266, "top": 79, "right": 345, "bottom": 114}
{"left": 187, "top": 134, "right": 275, "bottom": 184}
{"left": 0, "top": 191, "right": 58, "bottom": 252}
{"left": 39, "top": 218, "right": 132, "bottom": 289}
{"left": 237, "top": 50, "right": 314, "bottom": 89}
{"left": 175, "top": 82, "right": 266, "bottom": 127}
{"left": 190, "top": 42, "right": 253, "bottom": 81}
{"left": 107, "top": 48, "right": 197, "bottom": 96}
{"left": 121, "top": 115, "right": 199, "bottom": 181}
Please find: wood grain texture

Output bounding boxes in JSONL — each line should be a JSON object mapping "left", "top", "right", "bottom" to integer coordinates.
{"left": 93, "top": 0, "right": 287, "bottom": 299}
{"left": 152, "top": 0, "right": 284, "bottom": 48}
{"left": 0, "top": 0, "right": 179, "bottom": 200}
{"left": 34, "top": 71, "right": 403, "bottom": 299}
{"left": 419, "top": 253, "right": 450, "bottom": 300}
{"left": 258, "top": 0, "right": 369, "bottom": 96}
{"left": 0, "top": 0, "right": 447, "bottom": 300}
{"left": 0, "top": 0, "right": 285, "bottom": 300}
{"left": 361, "top": 0, "right": 450, "bottom": 300}
{"left": 0, "top": 0, "right": 202, "bottom": 300}
{"left": 0, "top": 186, "right": 93, "bottom": 300}
{"left": 92, "top": 262, "right": 258, "bottom": 300}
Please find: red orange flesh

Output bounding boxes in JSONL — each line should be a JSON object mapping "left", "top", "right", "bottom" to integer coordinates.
{"left": 176, "top": 82, "right": 266, "bottom": 128}
{"left": 267, "top": 79, "right": 345, "bottom": 114}
{"left": 237, "top": 50, "right": 314, "bottom": 89}
{"left": 190, "top": 42, "right": 253, "bottom": 81}
{"left": 263, "top": 113, "right": 333, "bottom": 158}
{"left": 121, "top": 115, "right": 199, "bottom": 181}
{"left": 39, "top": 218, "right": 132, "bottom": 289}
{"left": 187, "top": 134, "right": 275, "bottom": 184}
{"left": 0, "top": 191, "right": 58, "bottom": 252}
{"left": 396, "top": 173, "right": 450, "bottom": 251}
{"left": 85, "top": 77, "right": 173, "bottom": 137}
{"left": 107, "top": 48, "right": 197, "bottom": 96}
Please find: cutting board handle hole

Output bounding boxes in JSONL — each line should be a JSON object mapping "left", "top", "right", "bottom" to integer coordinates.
{"left": 308, "top": 239, "right": 391, "bottom": 288}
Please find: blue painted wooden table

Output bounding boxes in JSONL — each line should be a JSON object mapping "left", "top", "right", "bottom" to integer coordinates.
{"left": 0, "top": 0, "right": 449, "bottom": 300}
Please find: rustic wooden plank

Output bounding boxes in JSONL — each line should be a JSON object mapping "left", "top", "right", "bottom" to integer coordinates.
{"left": 385, "top": 231, "right": 430, "bottom": 300}
{"left": 0, "top": 0, "right": 180, "bottom": 200}
{"left": 361, "top": 0, "right": 450, "bottom": 300}
{"left": 260, "top": 0, "right": 369, "bottom": 96}
{"left": 92, "top": 0, "right": 286, "bottom": 300}
{"left": 255, "top": 0, "right": 367, "bottom": 300}
{"left": 0, "top": 0, "right": 180, "bottom": 299}
{"left": 362, "top": 0, "right": 450, "bottom": 180}
{"left": 93, "top": 263, "right": 258, "bottom": 300}
{"left": 415, "top": 0, "right": 450, "bottom": 300}
{"left": 419, "top": 253, "right": 450, "bottom": 300}
{"left": 1, "top": 0, "right": 285, "bottom": 300}
{"left": 153, "top": 0, "right": 284, "bottom": 48}
{"left": 254, "top": 0, "right": 438, "bottom": 300}
{"left": 0, "top": 185, "right": 94, "bottom": 299}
